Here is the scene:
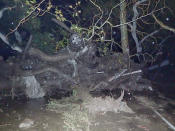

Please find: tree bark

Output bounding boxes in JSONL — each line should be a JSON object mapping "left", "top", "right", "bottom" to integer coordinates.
{"left": 120, "top": 0, "right": 129, "bottom": 55}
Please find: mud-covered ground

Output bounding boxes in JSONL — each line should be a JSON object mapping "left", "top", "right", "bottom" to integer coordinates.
{"left": 0, "top": 92, "right": 175, "bottom": 131}
{"left": 0, "top": 44, "right": 175, "bottom": 131}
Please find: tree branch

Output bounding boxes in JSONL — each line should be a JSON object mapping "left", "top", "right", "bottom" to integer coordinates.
{"left": 51, "top": 18, "right": 74, "bottom": 34}
{"left": 0, "top": 32, "right": 22, "bottom": 52}
{"left": 22, "top": 35, "right": 33, "bottom": 59}
{"left": 139, "top": 29, "right": 160, "bottom": 44}
{"left": 152, "top": 14, "right": 175, "bottom": 33}
{"left": 6, "top": 0, "right": 46, "bottom": 37}
{"left": 23, "top": 67, "right": 74, "bottom": 82}
{"left": 129, "top": 0, "right": 148, "bottom": 54}
{"left": 28, "top": 48, "right": 75, "bottom": 62}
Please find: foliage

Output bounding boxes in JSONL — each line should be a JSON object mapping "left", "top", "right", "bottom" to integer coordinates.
{"left": 25, "top": 0, "right": 36, "bottom": 6}
{"left": 63, "top": 108, "right": 91, "bottom": 131}
{"left": 47, "top": 97, "right": 91, "bottom": 131}
{"left": 55, "top": 8, "right": 66, "bottom": 22}
{"left": 97, "top": 42, "right": 112, "bottom": 56}
{"left": 0, "top": 0, "right": 40, "bottom": 32}
{"left": 32, "top": 31, "right": 69, "bottom": 54}
{"left": 32, "top": 32, "right": 56, "bottom": 54}
{"left": 1, "top": 0, "right": 174, "bottom": 61}
{"left": 55, "top": 37, "right": 69, "bottom": 51}
{"left": 70, "top": 24, "right": 83, "bottom": 34}
{"left": 23, "top": 18, "right": 41, "bottom": 32}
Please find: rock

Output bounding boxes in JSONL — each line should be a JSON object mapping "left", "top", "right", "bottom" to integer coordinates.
{"left": 19, "top": 118, "right": 34, "bottom": 129}
{"left": 23, "top": 76, "right": 45, "bottom": 98}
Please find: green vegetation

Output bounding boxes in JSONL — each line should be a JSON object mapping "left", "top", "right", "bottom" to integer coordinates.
{"left": 1, "top": 0, "right": 174, "bottom": 59}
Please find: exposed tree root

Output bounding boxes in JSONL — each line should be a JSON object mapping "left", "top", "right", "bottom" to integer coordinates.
{"left": 24, "top": 66, "right": 75, "bottom": 83}
{"left": 28, "top": 48, "right": 74, "bottom": 62}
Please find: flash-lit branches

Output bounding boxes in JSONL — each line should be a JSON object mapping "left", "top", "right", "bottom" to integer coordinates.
{"left": 128, "top": 0, "right": 148, "bottom": 54}
{"left": 52, "top": 18, "right": 74, "bottom": 34}
{"left": 139, "top": 29, "right": 160, "bottom": 45}
{"left": 85, "top": 0, "right": 164, "bottom": 42}
{"left": 152, "top": 13, "right": 175, "bottom": 33}
{"left": 127, "top": 0, "right": 174, "bottom": 63}
{"left": 84, "top": 0, "right": 165, "bottom": 59}
{"left": 6, "top": 0, "right": 46, "bottom": 37}
{"left": 112, "top": 7, "right": 164, "bottom": 28}
{"left": 0, "top": 6, "right": 16, "bottom": 19}
{"left": 86, "top": 0, "right": 126, "bottom": 41}
{"left": 38, "top": 0, "right": 52, "bottom": 16}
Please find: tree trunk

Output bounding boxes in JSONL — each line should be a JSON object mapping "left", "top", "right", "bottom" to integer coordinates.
{"left": 120, "top": 0, "right": 129, "bottom": 55}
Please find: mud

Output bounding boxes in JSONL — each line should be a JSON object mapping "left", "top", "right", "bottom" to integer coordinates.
{"left": 0, "top": 92, "right": 174, "bottom": 131}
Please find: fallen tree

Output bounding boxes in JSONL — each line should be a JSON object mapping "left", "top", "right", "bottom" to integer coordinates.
{"left": 1, "top": 0, "right": 169, "bottom": 99}
{"left": 0, "top": 36, "right": 152, "bottom": 99}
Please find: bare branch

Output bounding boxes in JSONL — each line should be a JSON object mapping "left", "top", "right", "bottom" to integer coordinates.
{"left": 108, "top": 69, "right": 142, "bottom": 82}
{"left": 22, "top": 35, "right": 33, "bottom": 59}
{"left": 152, "top": 14, "right": 175, "bottom": 33}
{"left": 108, "top": 69, "right": 127, "bottom": 82}
{"left": 86, "top": 0, "right": 126, "bottom": 41}
{"left": 0, "top": 6, "right": 15, "bottom": 19}
{"left": 68, "top": 59, "right": 78, "bottom": 77}
{"left": 51, "top": 18, "right": 74, "bottom": 34}
{"left": 129, "top": 0, "right": 148, "bottom": 54}
{"left": 122, "top": 70, "right": 142, "bottom": 76}
{"left": 0, "top": 32, "right": 22, "bottom": 52}
{"left": 113, "top": 7, "right": 165, "bottom": 28}
{"left": 92, "top": 81, "right": 109, "bottom": 91}
{"left": 153, "top": 109, "right": 175, "bottom": 131}
{"left": 139, "top": 29, "right": 160, "bottom": 44}
{"left": 6, "top": 0, "right": 46, "bottom": 37}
